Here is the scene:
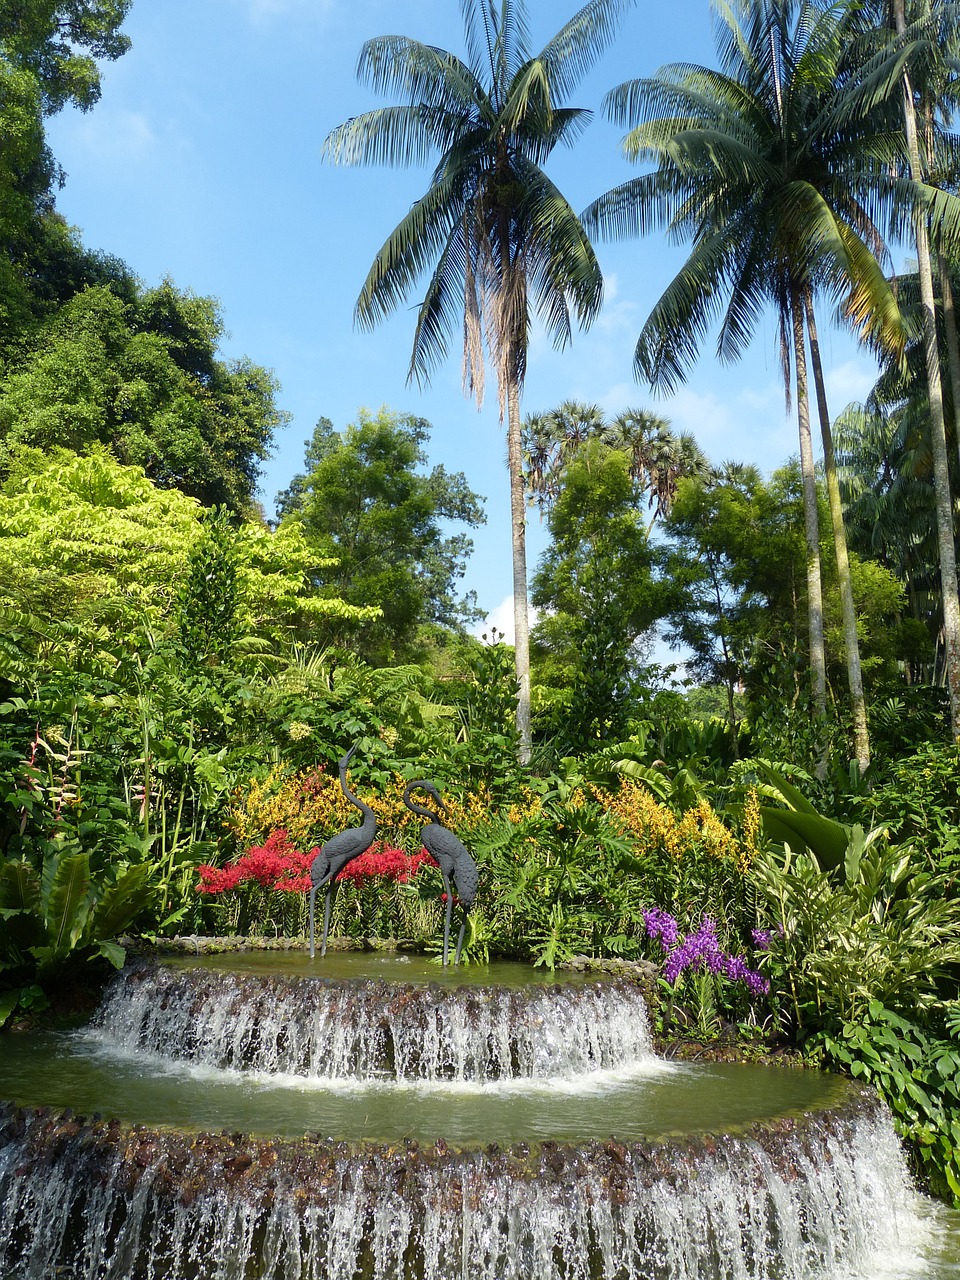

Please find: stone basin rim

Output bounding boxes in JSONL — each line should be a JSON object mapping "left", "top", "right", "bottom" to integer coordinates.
{"left": 0, "top": 1075, "right": 881, "bottom": 1162}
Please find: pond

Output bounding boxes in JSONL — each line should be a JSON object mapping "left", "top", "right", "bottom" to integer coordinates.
{"left": 1, "top": 953, "right": 957, "bottom": 1280}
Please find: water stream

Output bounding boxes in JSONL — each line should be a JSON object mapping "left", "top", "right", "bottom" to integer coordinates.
{"left": 0, "top": 954, "right": 957, "bottom": 1279}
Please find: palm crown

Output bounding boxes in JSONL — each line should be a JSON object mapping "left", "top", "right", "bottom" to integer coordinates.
{"left": 324, "top": 0, "right": 635, "bottom": 760}
{"left": 323, "top": 0, "right": 632, "bottom": 415}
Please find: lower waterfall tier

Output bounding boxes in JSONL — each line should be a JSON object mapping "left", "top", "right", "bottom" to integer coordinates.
{"left": 0, "top": 1095, "right": 938, "bottom": 1280}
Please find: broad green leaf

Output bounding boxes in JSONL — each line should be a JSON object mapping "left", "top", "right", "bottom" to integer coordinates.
{"left": 0, "top": 990, "right": 19, "bottom": 1028}
{"left": 94, "top": 940, "right": 127, "bottom": 970}
{"left": 88, "top": 863, "right": 154, "bottom": 940}
{"left": 43, "top": 852, "right": 92, "bottom": 958}
{"left": 758, "top": 807, "right": 849, "bottom": 871}
{"left": 752, "top": 762, "right": 819, "bottom": 814}
{"left": 0, "top": 860, "right": 41, "bottom": 912}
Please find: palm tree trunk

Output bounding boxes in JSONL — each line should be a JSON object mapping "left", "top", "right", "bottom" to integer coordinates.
{"left": 804, "top": 289, "right": 871, "bottom": 773}
{"left": 938, "top": 255, "right": 960, "bottom": 474}
{"left": 790, "top": 283, "right": 828, "bottom": 772}
{"left": 894, "top": 0, "right": 960, "bottom": 739}
{"left": 506, "top": 375, "right": 532, "bottom": 763}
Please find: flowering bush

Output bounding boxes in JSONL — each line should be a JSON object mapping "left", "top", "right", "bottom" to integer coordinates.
{"left": 324, "top": 845, "right": 436, "bottom": 886}
{"left": 198, "top": 831, "right": 312, "bottom": 895}
{"left": 643, "top": 908, "right": 768, "bottom": 996}
{"left": 197, "top": 832, "right": 438, "bottom": 937}
{"left": 641, "top": 906, "right": 770, "bottom": 1036}
{"left": 198, "top": 832, "right": 433, "bottom": 897}
{"left": 225, "top": 767, "right": 456, "bottom": 856}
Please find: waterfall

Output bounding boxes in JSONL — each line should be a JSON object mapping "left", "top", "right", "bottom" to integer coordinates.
{"left": 85, "top": 964, "right": 658, "bottom": 1081}
{"left": 0, "top": 959, "right": 947, "bottom": 1280}
{"left": 0, "top": 1098, "right": 930, "bottom": 1280}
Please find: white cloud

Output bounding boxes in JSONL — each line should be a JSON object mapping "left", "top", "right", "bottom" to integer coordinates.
{"left": 471, "top": 595, "right": 539, "bottom": 646}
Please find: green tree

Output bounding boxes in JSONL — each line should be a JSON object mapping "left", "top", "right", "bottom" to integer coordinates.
{"left": 531, "top": 441, "right": 670, "bottom": 754}
{"left": 0, "top": 282, "right": 286, "bottom": 513}
{"left": 0, "top": 2, "right": 134, "bottom": 349}
{"left": 585, "top": 0, "right": 912, "bottom": 772}
{"left": 666, "top": 462, "right": 912, "bottom": 766}
{"left": 0, "top": 1, "right": 132, "bottom": 117}
{"left": 0, "top": 450, "right": 370, "bottom": 656}
{"left": 323, "top": 0, "right": 634, "bottom": 761}
{"left": 279, "top": 409, "right": 485, "bottom": 665}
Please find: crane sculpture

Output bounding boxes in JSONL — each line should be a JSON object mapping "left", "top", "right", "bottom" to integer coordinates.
{"left": 308, "top": 745, "right": 378, "bottom": 959}
{"left": 402, "top": 781, "right": 478, "bottom": 967}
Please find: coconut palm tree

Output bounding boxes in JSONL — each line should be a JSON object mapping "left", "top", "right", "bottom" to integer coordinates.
{"left": 584, "top": 0, "right": 909, "bottom": 772}
{"left": 862, "top": 0, "right": 960, "bottom": 737}
{"left": 323, "top": 0, "right": 634, "bottom": 762}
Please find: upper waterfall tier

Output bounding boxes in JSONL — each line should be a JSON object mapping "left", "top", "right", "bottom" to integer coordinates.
{"left": 87, "top": 962, "right": 658, "bottom": 1083}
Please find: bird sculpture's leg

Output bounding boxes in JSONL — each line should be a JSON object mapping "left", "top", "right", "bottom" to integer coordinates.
{"left": 320, "top": 885, "right": 334, "bottom": 958}
{"left": 441, "top": 874, "right": 453, "bottom": 967}
{"left": 308, "top": 884, "right": 318, "bottom": 960}
{"left": 454, "top": 911, "right": 467, "bottom": 967}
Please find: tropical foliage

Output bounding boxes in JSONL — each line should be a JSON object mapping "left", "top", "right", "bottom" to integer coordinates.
{"left": 3, "top": 0, "right": 960, "bottom": 1215}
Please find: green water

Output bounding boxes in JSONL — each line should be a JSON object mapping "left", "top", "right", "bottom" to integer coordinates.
{"left": 166, "top": 949, "right": 589, "bottom": 988}
{"left": 0, "top": 1026, "right": 845, "bottom": 1145}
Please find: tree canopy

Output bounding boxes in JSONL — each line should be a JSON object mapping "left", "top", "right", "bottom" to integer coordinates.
{"left": 278, "top": 409, "right": 485, "bottom": 665}
{"left": 0, "top": 450, "right": 372, "bottom": 661}
{"left": 0, "top": 281, "right": 286, "bottom": 514}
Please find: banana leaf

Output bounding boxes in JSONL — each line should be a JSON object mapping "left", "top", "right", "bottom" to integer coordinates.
{"left": 759, "top": 807, "right": 850, "bottom": 871}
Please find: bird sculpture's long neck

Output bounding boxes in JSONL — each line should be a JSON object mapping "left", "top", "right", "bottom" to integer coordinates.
{"left": 402, "top": 787, "right": 444, "bottom": 826}
{"left": 339, "top": 766, "right": 376, "bottom": 829}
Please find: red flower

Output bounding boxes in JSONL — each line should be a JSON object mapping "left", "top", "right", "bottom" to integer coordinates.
{"left": 334, "top": 843, "right": 435, "bottom": 886}
{"left": 197, "top": 835, "right": 436, "bottom": 896}
{"left": 197, "top": 830, "right": 312, "bottom": 895}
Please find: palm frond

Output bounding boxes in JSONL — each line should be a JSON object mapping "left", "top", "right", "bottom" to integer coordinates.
{"left": 324, "top": 105, "right": 462, "bottom": 169}
{"left": 355, "top": 177, "right": 464, "bottom": 331}
{"left": 356, "top": 36, "right": 480, "bottom": 113}
{"left": 537, "top": 0, "right": 637, "bottom": 102}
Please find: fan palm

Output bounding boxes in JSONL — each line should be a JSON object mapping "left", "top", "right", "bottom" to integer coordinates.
{"left": 584, "top": 0, "right": 910, "bottom": 771}
{"left": 522, "top": 400, "right": 709, "bottom": 526}
{"left": 523, "top": 400, "right": 606, "bottom": 509}
{"left": 323, "top": 0, "right": 634, "bottom": 762}
{"left": 603, "top": 409, "right": 712, "bottom": 526}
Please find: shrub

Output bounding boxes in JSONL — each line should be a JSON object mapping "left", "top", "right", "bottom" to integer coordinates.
{"left": 197, "top": 831, "right": 435, "bottom": 938}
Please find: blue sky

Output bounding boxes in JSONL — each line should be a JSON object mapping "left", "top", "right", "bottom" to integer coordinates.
{"left": 45, "top": 0, "right": 879, "bottom": 636}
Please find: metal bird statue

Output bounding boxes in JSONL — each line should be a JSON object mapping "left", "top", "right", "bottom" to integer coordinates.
{"left": 402, "top": 781, "right": 478, "bottom": 966}
{"left": 309, "top": 745, "right": 378, "bottom": 959}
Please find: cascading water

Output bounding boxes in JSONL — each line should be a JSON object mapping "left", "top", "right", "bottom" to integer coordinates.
{"left": 85, "top": 963, "right": 658, "bottom": 1081}
{"left": 0, "top": 955, "right": 953, "bottom": 1280}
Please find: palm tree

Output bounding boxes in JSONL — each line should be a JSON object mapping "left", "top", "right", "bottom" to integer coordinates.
{"left": 522, "top": 400, "right": 710, "bottom": 527}
{"left": 584, "top": 0, "right": 908, "bottom": 772}
{"left": 603, "top": 409, "right": 711, "bottom": 527}
{"left": 866, "top": 0, "right": 960, "bottom": 737}
{"left": 522, "top": 400, "right": 606, "bottom": 509}
{"left": 323, "top": 0, "right": 634, "bottom": 762}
